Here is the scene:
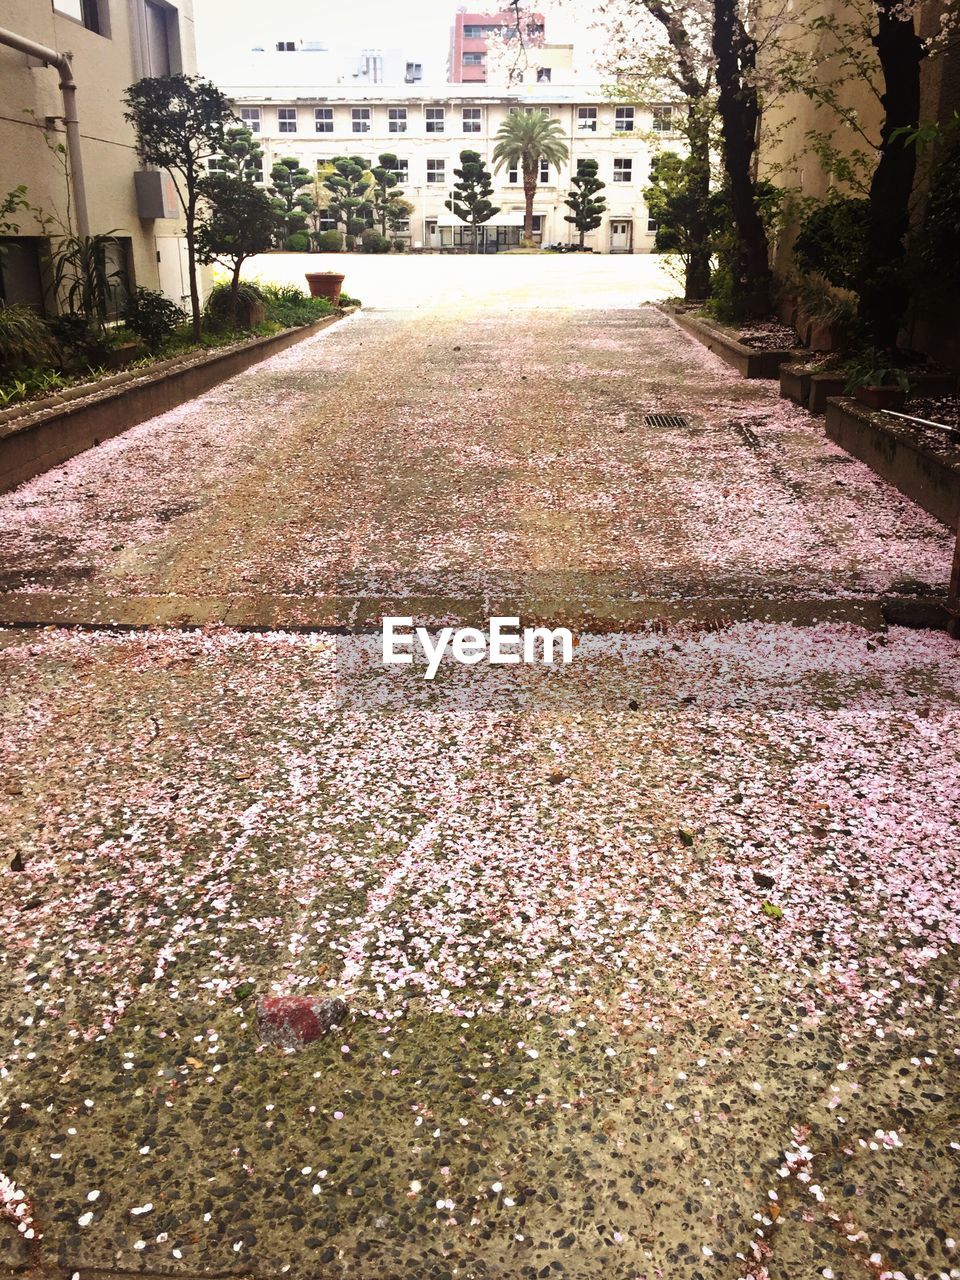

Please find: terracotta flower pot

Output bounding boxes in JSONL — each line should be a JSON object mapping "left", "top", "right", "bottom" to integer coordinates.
{"left": 305, "top": 272, "right": 345, "bottom": 304}
{"left": 854, "top": 384, "right": 906, "bottom": 412}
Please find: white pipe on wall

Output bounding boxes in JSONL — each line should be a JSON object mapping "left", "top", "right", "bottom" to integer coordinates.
{"left": 0, "top": 25, "right": 91, "bottom": 238}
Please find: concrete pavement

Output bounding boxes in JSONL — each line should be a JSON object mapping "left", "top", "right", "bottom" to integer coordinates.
{"left": 0, "top": 257, "right": 958, "bottom": 1280}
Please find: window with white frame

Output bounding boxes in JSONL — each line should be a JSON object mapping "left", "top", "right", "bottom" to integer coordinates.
{"left": 207, "top": 156, "right": 228, "bottom": 173}
{"left": 647, "top": 214, "right": 659, "bottom": 233}
{"left": 54, "top": 0, "right": 104, "bottom": 32}
{"left": 462, "top": 107, "right": 481, "bottom": 133}
{"left": 615, "top": 106, "right": 635, "bottom": 132}
{"left": 240, "top": 107, "right": 261, "bottom": 134}
{"left": 278, "top": 107, "right": 297, "bottom": 133}
{"left": 393, "top": 217, "right": 411, "bottom": 233}
{"left": 613, "top": 158, "right": 633, "bottom": 182}
{"left": 652, "top": 105, "right": 674, "bottom": 133}
{"left": 317, "top": 211, "right": 337, "bottom": 231}
{"left": 507, "top": 162, "right": 518, "bottom": 184}
{"left": 425, "top": 106, "right": 445, "bottom": 133}
{"left": 387, "top": 157, "right": 409, "bottom": 181}
{"left": 276, "top": 40, "right": 295, "bottom": 51}
{"left": 536, "top": 67, "right": 551, "bottom": 82}
{"left": 388, "top": 107, "right": 407, "bottom": 133}
{"left": 426, "top": 158, "right": 445, "bottom": 183}
{"left": 352, "top": 107, "right": 371, "bottom": 133}
{"left": 539, "top": 158, "right": 550, "bottom": 183}
{"left": 577, "top": 106, "right": 597, "bottom": 131}
{"left": 315, "top": 107, "right": 333, "bottom": 133}
{"left": 463, "top": 52, "right": 484, "bottom": 65}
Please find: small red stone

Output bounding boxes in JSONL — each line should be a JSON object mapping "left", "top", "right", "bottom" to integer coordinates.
{"left": 256, "top": 996, "right": 349, "bottom": 1048}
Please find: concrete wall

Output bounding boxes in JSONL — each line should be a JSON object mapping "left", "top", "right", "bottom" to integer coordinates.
{"left": 0, "top": 0, "right": 199, "bottom": 309}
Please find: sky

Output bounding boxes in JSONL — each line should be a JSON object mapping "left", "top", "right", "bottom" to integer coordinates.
{"left": 193, "top": 0, "right": 606, "bottom": 85}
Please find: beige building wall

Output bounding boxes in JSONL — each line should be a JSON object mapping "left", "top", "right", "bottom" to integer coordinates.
{"left": 227, "top": 85, "right": 686, "bottom": 254}
{"left": 0, "top": 0, "right": 199, "bottom": 309}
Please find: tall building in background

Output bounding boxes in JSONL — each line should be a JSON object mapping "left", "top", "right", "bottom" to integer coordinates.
{"left": 0, "top": 0, "right": 200, "bottom": 311}
{"left": 449, "top": 8, "right": 545, "bottom": 83}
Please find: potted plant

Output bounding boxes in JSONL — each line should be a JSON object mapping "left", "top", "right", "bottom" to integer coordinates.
{"left": 304, "top": 270, "right": 345, "bottom": 303}
{"left": 843, "top": 348, "right": 911, "bottom": 411}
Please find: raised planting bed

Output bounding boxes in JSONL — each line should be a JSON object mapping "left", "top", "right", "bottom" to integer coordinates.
{"left": 825, "top": 394, "right": 960, "bottom": 527}
{"left": 0, "top": 311, "right": 355, "bottom": 494}
{"left": 665, "top": 305, "right": 803, "bottom": 378}
{"left": 779, "top": 361, "right": 813, "bottom": 407}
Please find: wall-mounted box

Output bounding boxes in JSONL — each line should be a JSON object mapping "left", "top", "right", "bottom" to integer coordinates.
{"left": 134, "top": 169, "right": 180, "bottom": 219}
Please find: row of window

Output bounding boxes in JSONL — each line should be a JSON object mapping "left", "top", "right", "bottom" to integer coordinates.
{"left": 239, "top": 103, "right": 676, "bottom": 137}
{"left": 213, "top": 153, "right": 644, "bottom": 187}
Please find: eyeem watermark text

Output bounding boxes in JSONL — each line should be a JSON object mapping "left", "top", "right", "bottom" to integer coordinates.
{"left": 382, "top": 616, "right": 574, "bottom": 680}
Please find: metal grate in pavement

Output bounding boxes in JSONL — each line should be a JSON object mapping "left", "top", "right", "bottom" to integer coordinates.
{"left": 643, "top": 413, "right": 690, "bottom": 429}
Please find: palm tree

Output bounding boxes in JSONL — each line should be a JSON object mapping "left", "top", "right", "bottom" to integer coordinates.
{"left": 492, "top": 111, "right": 569, "bottom": 245}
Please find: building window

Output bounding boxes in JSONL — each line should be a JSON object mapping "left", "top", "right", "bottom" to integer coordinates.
{"left": 394, "top": 218, "right": 411, "bottom": 233}
{"left": 425, "top": 107, "right": 445, "bottom": 133}
{"left": 317, "top": 211, "right": 337, "bottom": 231}
{"left": 577, "top": 107, "right": 597, "bottom": 132}
{"left": 507, "top": 163, "right": 518, "bottom": 184}
{"left": 240, "top": 107, "right": 261, "bottom": 134}
{"left": 462, "top": 107, "right": 481, "bottom": 133}
{"left": 536, "top": 67, "right": 551, "bottom": 82}
{"left": 426, "top": 159, "right": 445, "bottom": 183}
{"left": 386, "top": 157, "right": 409, "bottom": 181}
{"left": 463, "top": 52, "right": 484, "bottom": 66}
{"left": 352, "top": 107, "right": 371, "bottom": 133}
{"left": 315, "top": 107, "right": 333, "bottom": 133}
{"left": 647, "top": 215, "right": 659, "bottom": 233}
{"left": 143, "top": 0, "right": 181, "bottom": 73}
{"left": 615, "top": 106, "right": 635, "bottom": 132}
{"left": 539, "top": 158, "right": 550, "bottom": 183}
{"left": 278, "top": 107, "right": 297, "bottom": 133}
{"left": 462, "top": 23, "right": 488, "bottom": 37}
{"left": 613, "top": 158, "right": 633, "bottom": 183}
{"left": 276, "top": 40, "right": 295, "bottom": 51}
{"left": 207, "top": 156, "right": 227, "bottom": 173}
{"left": 54, "top": 0, "right": 106, "bottom": 32}
{"left": 388, "top": 107, "right": 407, "bottom": 133}
{"left": 652, "top": 105, "right": 674, "bottom": 133}
{"left": 405, "top": 62, "right": 422, "bottom": 83}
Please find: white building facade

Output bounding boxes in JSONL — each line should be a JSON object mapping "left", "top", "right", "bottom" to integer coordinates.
{"left": 225, "top": 83, "right": 685, "bottom": 253}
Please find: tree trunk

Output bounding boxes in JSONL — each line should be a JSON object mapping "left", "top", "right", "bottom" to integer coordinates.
{"left": 712, "top": 0, "right": 772, "bottom": 319}
{"left": 523, "top": 166, "right": 537, "bottom": 245}
{"left": 229, "top": 258, "right": 243, "bottom": 330}
{"left": 185, "top": 192, "right": 202, "bottom": 342}
{"left": 684, "top": 105, "right": 713, "bottom": 301}
{"left": 579, "top": 225, "right": 585, "bottom": 248}
{"left": 857, "top": 1, "right": 924, "bottom": 347}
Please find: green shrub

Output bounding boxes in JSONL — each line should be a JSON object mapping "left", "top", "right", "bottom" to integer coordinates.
{"left": 121, "top": 287, "right": 186, "bottom": 352}
{"left": 361, "top": 230, "right": 391, "bottom": 254}
{"left": 314, "top": 229, "right": 344, "bottom": 251}
{"left": 204, "top": 280, "right": 264, "bottom": 326}
{"left": 793, "top": 196, "right": 869, "bottom": 292}
{"left": 258, "top": 282, "right": 334, "bottom": 326}
{"left": 345, "top": 234, "right": 356, "bottom": 251}
{"left": 0, "top": 303, "right": 56, "bottom": 372}
{"left": 392, "top": 238, "right": 406, "bottom": 252}
{"left": 285, "top": 231, "right": 311, "bottom": 251}
{"left": 912, "top": 141, "right": 960, "bottom": 303}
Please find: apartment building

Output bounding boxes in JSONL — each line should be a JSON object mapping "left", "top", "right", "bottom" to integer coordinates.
{"left": 449, "top": 9, "right": 546, "bottom": 83}
{"left": 228, "top": 84, "right": 685, "bottom": 253}
{"left": 0, "top": 0, "right": 199, "bottom": 312}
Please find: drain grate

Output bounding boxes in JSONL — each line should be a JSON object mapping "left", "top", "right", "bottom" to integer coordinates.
{"left": 643, "top": 412, "right": 690, "bottom": 429}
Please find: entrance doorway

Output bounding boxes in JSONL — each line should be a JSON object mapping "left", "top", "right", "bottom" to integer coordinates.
{"left": 425, "top": 220, "right": 441, "bottom": 250}
{"left": 610, "top": 219, "right": 633, "bottom": 253}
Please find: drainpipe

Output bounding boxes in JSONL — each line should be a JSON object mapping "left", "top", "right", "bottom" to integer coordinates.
{"left": 0, "top": 26, "right": 90, "bottom": 238}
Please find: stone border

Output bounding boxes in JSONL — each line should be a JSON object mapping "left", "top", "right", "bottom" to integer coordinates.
{"left": 825, "top": 395, "right": 960, "bottom": 528}
{"left": 663, "top": 305, "right": 802, "bottom": 378}
{"left": 0, "top": 310, "right": 355, "bottom": 494}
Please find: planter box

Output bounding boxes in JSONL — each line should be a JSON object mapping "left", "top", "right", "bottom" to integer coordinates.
{"left": 808, "top": 372, "right": 848, "bottom": 415}
{"left": 825, "top": 396, "right": 960, "bottom": 527}
{"left": 779, "top": 362, "right": 812, "bottom": 406}
{"left": 0, "top": 313, "right": 348, "bottom": 494}
{"left": 666, "top": 306, "right": 802, "bottom": 378}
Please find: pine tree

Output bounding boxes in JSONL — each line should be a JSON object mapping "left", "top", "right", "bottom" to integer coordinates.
{"left": 268, "top": 157, "right": 316, "bottom": 246}
{"left": 563, "top": 159, "right": 607, "bottom": 248}
{"left": 445, "top": 150, "right": 500, "bottom": 253}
